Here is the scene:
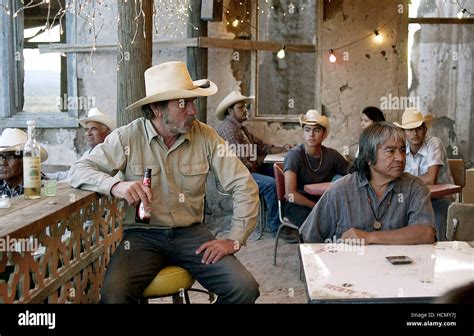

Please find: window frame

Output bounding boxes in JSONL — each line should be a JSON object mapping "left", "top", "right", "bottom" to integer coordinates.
{"left": 0, "top": 0, "right": 78, "bottom": 128}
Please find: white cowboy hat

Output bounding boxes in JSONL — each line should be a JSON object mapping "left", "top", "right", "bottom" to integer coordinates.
{"left": 126, "top": 61, "right": 218, "bottom": 110}
{"left": 393, "top": 107, "right": 433, "bottom": 130}
{"left": 0, "top": 128, "right": 48, "bottom": 162}
{"left": 79, "top": 108, "right": 116, "bottom": 131}
{"left": 299, "top": 110, "right": 330, "bottom": 134}
{"left": 215, "top": 90, "right": 255, "bottom": 121}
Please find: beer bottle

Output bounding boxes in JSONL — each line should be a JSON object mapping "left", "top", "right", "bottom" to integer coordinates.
{"left": 23, "top": 120, "right": 42, "bottom": 199}
{"left": 135, "top": 168, "right": 152, "bottom": 223}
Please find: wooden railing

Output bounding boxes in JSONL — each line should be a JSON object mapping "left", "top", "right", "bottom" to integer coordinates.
{"left": 0, "top": 183, "right": 123, "bottom": 303}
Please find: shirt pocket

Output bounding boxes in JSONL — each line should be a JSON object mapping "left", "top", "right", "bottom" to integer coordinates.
{"left": 179, "top": 162, "right": 209, "bottom": 195}
{"left": 127, "top": 165, "right": 160, "bottom": 186}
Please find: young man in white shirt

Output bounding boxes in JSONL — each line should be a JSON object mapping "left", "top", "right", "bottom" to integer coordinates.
{"left": 394, "top": 107, "right": 454, "bottom": 241}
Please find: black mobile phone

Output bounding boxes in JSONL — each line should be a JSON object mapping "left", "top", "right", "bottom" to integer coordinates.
{"left": 385, "top": 255, "right": 413, "bottom": 265}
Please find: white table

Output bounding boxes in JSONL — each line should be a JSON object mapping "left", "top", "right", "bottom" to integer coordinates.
{"left": 263, "top": 152, "right": 287, "bottom": 164}
{"left": 299, "top": 241, "right": 474, "bottom": 303}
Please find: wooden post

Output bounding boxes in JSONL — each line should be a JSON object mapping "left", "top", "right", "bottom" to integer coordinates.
{"left": 117, "top": 0, "right": 152, "bottom": 127}
{"left": 187, "top": 0, "right": 208, "bottom": 122}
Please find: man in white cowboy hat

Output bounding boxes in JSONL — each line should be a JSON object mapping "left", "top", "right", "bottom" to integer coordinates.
{"left": 284, "top": 110, "right": 349, "bottom": 231}
{"left": 300, "top": 122, "right": 435, "bottom": 245}
{"left": 79, "top": 107, "right": 117, "bottom": 155}
{"left": 394, "top": 107, "right": 454, "bottom": 241}
{"left": 0, "top": 128, "right": 48, "bottom": 197}
{"left": 69, "top": 61, "right": 260, "bottom": 304}
{"left": 215, "top": 90, "right": 288, "bottom": 236}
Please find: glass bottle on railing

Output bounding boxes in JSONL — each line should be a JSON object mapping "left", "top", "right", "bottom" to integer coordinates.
{"left": 135, "top": 168, "right": 152, "bottom": 224}
{"left": 23, "top": 120, "right": 42, "bottom": 199}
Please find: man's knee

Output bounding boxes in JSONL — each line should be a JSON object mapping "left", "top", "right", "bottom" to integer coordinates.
{"left": 224, "top": 273, "right": 260, "bottom": 304}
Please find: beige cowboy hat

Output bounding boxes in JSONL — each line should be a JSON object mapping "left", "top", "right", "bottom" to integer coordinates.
{"left": 394, "top": 107, "right": 434, "bottom": 129}
{"left": 215, "top": 90, "right": 255, "bottom": 121}
{"left": 0, "top": 128, "right": 48, "bottom": 162}
{"left": 126, "top": 61, "right": 218, "bottom": 110}
{"left": 299, "top": 110, "right": 330, "bottom": 134}
{"left": 79, "top": 108, "right": 116, "bottom": 131}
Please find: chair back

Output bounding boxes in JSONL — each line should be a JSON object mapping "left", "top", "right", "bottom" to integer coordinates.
{"left": 273, "top": 162, "right": 286, "bottom": 203}
{"left": 448, "top": 159, "right": 466, "bottom": 187}
{"left": 447, "top": 202, "right": 474, "bottom": 241}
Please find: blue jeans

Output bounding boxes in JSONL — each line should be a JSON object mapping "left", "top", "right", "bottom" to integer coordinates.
{"left": 251, "top": 173, "right": 280, "bottom": 233}
{"left": 432, "top": 198, "right": 451, "bottom": 241}
{"left": 100, "top": 225, "right": 260, "bottom": 304}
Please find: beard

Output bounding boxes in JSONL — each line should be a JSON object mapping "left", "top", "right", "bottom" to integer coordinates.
{"left": 164, "top": 114, "right": 195, "bottom": 134}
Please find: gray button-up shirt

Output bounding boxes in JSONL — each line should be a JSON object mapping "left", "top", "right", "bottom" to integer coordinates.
{"left": 300, "top": 172, "right": 435, "bottom": 243}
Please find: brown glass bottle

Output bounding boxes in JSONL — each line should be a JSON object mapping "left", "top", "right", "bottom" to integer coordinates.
{"left": 135, "top": 168, "right": 152, "bottom": 224}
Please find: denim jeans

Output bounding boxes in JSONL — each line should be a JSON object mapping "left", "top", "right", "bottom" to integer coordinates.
{"left": 100, "top": 225, "right": 260, "bottom": 304}
{"left": 251, "top": 173, "right": 280, "bottom": 233}
{"left": 284, "top": 202, "right": 313, "bottom": 228}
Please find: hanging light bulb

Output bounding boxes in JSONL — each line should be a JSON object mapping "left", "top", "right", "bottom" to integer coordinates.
{"left": 329, "top": 49, "right": 337, "bottom": 63}
{"left": 457, "top": 8, "right": 467, "bottom": 19}
{"left": 373, "top": 30, "right": 383, "bottom": 44}
{"left": 232, "top": 18, "right": 240, "bottom": 27}
{"left": 277, "top": 46, "right": 286, "bottom": 59}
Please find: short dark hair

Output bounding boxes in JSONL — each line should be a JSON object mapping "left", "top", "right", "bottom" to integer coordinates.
{"left": 142, "top": 101, "right": 169, "bottom": 120}
{"left": 350, "top": 122, "right": 405, "bottom": 179}
{"left": 362, "top": 106, "right": 385, "bottom": 123}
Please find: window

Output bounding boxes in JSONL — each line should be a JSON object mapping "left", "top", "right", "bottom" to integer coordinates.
{"left": 408, "top": 0, "right": 474, "bottom": 160}
{"left": 253, "top": 0, "right": 320, "bottom": 120}
{"left": 0, "top": 0, "right": 78, "bottom": 127}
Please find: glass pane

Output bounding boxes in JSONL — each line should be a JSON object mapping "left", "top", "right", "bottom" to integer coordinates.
{"left": 409, "top": 0, "right": 469, "bottom": 19}
{"left": 256, "top": 0, "right": 316, "bottom": 117}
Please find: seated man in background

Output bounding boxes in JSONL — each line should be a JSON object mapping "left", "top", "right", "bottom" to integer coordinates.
{"left": 394, "top": 107, "right": 454, "bottom": 241}
{"left": 300, "top": 122, "right": 435, "bottom": 245}
{"left": 0, "top": 128, "right": 48, "bottom": 197}
{"left": 215, "top": 90, "right": 288, "bottom": 236}
{"left": 284, "top": 110, "right": 349, "bottom": 229}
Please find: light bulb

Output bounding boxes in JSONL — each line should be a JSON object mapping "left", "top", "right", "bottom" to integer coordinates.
{"left": 329, "top": 50, "right": 336, "bottom": 63}
{"left": 232, "top": 19, "right": 239, "bottom": 27}
{"left": 457, "top": 9, "right": 466, "bottom": 19}
{"left": 277, "top": 47, "right": 286, "bottom": 59}
{"left": 374, "top": 30, "right": 383, "bottom": 44}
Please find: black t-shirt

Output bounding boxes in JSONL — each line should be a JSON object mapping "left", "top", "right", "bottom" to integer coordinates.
{"left": 283, "top": 144, "right": 349, "bottom": 202}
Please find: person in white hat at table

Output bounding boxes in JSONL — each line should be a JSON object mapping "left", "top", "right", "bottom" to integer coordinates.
{"left": 0, "top": 128, "right": 48, "bottom": 197}
{"left": 283, "top": 110, "right": 349, "bottom": 232}
{"left": 394, "top": 107, "right": 454, "bottom": 241}
{"left": 78, "top": 107, "right": 117, "bottom": 157}
{"left": 69, "top": 61, "right": 260, "bottom": 304}
{"left": 215, "top": 90, "right": 288, "bottom": 237}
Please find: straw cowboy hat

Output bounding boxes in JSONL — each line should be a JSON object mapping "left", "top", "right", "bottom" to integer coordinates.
{"left": 215, "top": 90, "right": 255, "bottom": 121}
{"left": 0, "top": 128, "right": 48, "bottom": 162}
{"left": 79, "top": 108, "right": 117, "bottom": 131}
{"left": 394, "top": 107, "right": 434, "bottom": 130}
{"left": 299, "top": 110, "right": 330, "bottom": 134}
{"left": 126, "top": 61, "right": 218, "bottom": 110}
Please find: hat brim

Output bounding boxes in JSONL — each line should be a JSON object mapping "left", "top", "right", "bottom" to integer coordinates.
{"left": 79, "top": 116, "right": 116, "bottom": 131}
{"left": 126, "top": 80, "right": 218, "bottom": 110}
{"left": 0, "top": 144, "right": 48, "bottom": 162}
{"left": 299, "top": 114, "right": 330, "bottom": 133}
{"left": 215, "top": 96, "right": 255, "bottom": 121}
{"left": 394, "top": 115, "right": 433, "bottom": 130}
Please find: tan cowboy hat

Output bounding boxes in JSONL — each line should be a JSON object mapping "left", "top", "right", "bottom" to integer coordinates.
{"left": 299, "top": 110, "right": 330, "bottom": 134}
{"left": 79, "top": 108, "right": 116, "bottom": 131}
{"left": 215, "top": 90, "right": 255, "bottom": 121}
{"left": 126, "top": 61, "right": 218, "bottom": 110}
{"left": 0, "top": 128, "right": 48, "bottom": 162}
{"left": 394, "top": 107, "right": 434, "bottom": 129}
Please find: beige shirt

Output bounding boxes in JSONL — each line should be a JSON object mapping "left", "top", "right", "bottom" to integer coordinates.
{"left": 68, "top": 118, "right": 259, "bottom": 244}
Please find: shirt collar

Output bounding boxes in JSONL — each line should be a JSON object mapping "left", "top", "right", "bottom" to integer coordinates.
{"left": 356, "top": 172, "right": 402, "bottom": 194}
{"left": 406, "top": 138, "right": 429, "bottom": 157}
{"left": 225, "top": 115, "right": 243, "bottom": 128}
{"left": 144, "top": 118, "right": 193, "bottom": 145}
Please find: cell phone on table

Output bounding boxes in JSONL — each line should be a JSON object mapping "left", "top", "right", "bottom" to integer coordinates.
{"left": 385, "top": 255, "right": 413, "bottom": 265}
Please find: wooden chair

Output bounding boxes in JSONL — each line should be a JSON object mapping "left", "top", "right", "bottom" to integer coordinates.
{"left": 448, "top": 159, "right": 466, "bottom": 202}
{"left": 273, "top": 162, "right": 300, "bottom": 266}
{"left": 446, "top": 203, "right": 474, "bottom": 241}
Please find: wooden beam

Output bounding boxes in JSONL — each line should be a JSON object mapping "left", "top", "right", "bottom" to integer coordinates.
{"left": 409, "top": 18, "right": 474, "bottom": 24}
{"left": 198, "top": 37, "right": 316, "bottom": 53}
